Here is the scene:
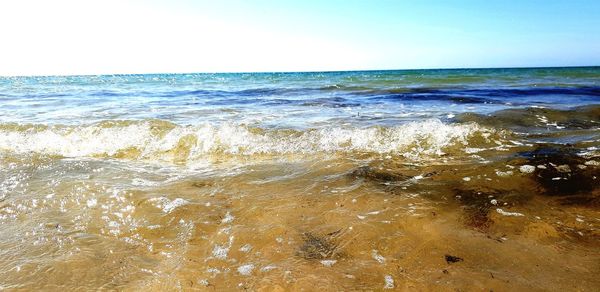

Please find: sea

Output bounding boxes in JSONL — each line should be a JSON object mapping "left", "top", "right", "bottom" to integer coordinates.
{"left": 0, "top": 67, "right": 599, "bottom": 290}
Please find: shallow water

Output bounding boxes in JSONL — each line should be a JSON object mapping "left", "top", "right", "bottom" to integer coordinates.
{"left": 0, "top": 68, "right": 599, "bottom": 290}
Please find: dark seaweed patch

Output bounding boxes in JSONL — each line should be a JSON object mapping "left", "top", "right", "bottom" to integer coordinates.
{"left": 558, "top": 195, "right": 600, "bottom": 207}
{"left": 520, "top": 145, "right": 599, "bottom": 196}
{"left": 445, "top": 254, "right": 463, "bottom": 264}
{"left": 364, "top": 86, "right": 600, "bottom": 106}
{"left": 300, "top": 97, "right": 361, "bottom": 108}
{"left": 191, "top": 181, "right": 212, "bottom": 188}
{"left": 454, "top": 189, "right": 498, "bottom": 231}
{"left": 359, "top": 86, "right": 600, "bottom": 99}
{"left": 377, "top": 93, "right": 493, "bottom": 104}
{"left": 457, "top": 87, "right": 600, "bottom": 97}
{"left": 297, "top": 232, "right": 343, "bottom": 260}
{"left": 448, "top": 96, "right": 489, "bottom": 103}
{"left": 349, "top": 166, "right": 409, "bottom": 183}
{"left": 456, "top": 105, "right": 600, "bottom": 131}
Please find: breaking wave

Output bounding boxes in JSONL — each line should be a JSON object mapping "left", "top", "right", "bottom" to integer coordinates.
{"left": 0, "top": 119, "right": 507, "bottom": 162}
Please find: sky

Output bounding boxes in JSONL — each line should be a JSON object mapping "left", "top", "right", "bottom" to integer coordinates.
{"left": 0, "top": 0, "right": 599, "bottom": 76}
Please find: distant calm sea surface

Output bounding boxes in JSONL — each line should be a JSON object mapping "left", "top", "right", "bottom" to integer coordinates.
{"left": 1, "top": 67, "right": 599, "bottom": 127}
{"left": 0, "top": 68, "right": 599, "bottom": 290}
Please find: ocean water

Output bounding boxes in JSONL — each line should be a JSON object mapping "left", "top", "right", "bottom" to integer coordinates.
{"left": 0, "top": 67, "right": 599, "bottom": 290}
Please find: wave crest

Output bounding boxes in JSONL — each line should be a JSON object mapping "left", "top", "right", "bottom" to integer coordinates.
{"left": 0, "top": 119, "right": 507, "bottom": 162}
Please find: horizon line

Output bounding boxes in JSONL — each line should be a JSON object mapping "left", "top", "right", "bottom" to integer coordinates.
{"left": 2, "top": 65, "right": 599, "bottom": 78}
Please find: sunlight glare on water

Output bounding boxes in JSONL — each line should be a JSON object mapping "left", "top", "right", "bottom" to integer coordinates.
{"left": 0, "top": 68, "right": 599, "bottom": 290}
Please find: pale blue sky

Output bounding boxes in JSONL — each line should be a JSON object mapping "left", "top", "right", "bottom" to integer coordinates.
{"left": 0, "top": 0, "right": 598, "bottom": 75}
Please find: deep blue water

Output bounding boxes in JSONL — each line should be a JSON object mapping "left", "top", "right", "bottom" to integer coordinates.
{"left": 0, "top": 67, "right": 599, "bottom": 128}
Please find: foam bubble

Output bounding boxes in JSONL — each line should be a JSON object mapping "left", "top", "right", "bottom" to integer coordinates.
{"left": 260, "top": 265, "right": 277, "bottom": 272}
{"left": 372, "top": 250, "right": 386, "bottom": 264}
{"left": 496, "top": 208, "right": 524, "bottom": 217}
{"left": 221, "top": 212, "right": 235, "bottom": 224}
{"left": 212, "top": 236, "right": 234, "bottom": 260}
{"left": 519, "top": 165, "right": 536, "bottom": 173}
{"left": 162, "top": 198, "right": 189, "bottom": 214}
{"left": 86, "top": 198, "right": 97, "bottom": 208}
{"left": 237, "top": 264, "right": 255, "bottom": 276}
{"left": 384, "top": 275, "right": 395, "bottom": 289}
{"left": 320, "top": 260, "right": 337, "bottom": 267}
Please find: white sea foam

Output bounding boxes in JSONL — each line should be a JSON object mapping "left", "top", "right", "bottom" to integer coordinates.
{"left": 162, "top": 198, "right": 189, "bottom": 213}
{"left": 0, "top": 119, "right": 503, "bottom": 161}
{"left": 320, "top": 260, "right": 337, "bottom": 267}
{"left": 86, "top": 198, "right": 97, "bottom": 208}
{"left": 237, "top": 264, "right": 255, "bottom": 276}
{"left": 496, "top": 208, "right": 524, "bottom": 217}
{"left": 239, "top": 244, "right": 252, "bottom": 253}
{"left": 221, "top": 212, "right": 235, "bottom": 224}
{"left": 212, "top": 236, "right": 234, "bottom": 260}
{"left": 260, "top": 265, "right": 277, "bottom": 272}
{"left": 384, "top": 275, "right": 395, "bottom": 289}
{"left": 372, "top": 250, "right": 386, "bottom": 264}
{"left": 519, "top": 165, "right": 536, "bottom": 173}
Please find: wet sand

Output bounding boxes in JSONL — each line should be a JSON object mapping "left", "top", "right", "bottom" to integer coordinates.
{"left": 1, "top": 146, "right": 598, "bottom": 290}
